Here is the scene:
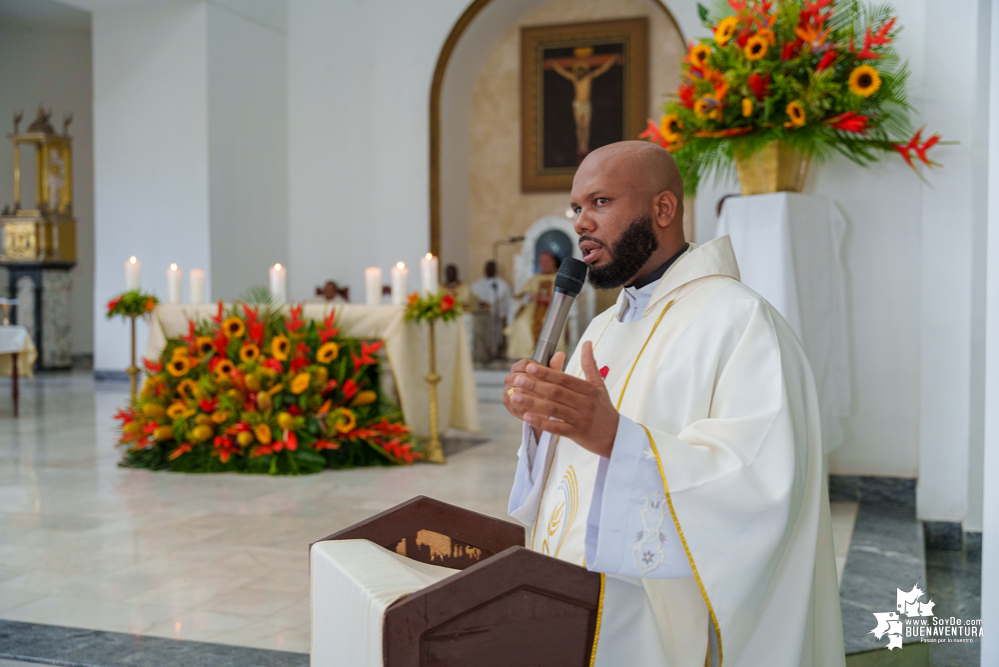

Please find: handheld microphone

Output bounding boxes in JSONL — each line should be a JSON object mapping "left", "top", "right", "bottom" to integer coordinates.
{"left": 532, "top": 257, "right": 589, "bottom": 366}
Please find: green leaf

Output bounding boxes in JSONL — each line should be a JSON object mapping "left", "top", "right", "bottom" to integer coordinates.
{"left": 697, "top": 3, "right": 709, "bottom": 23}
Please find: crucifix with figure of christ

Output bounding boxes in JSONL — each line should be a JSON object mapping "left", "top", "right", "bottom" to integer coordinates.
{"left": 544, "top": 46, "right": 621, "bottom": 164}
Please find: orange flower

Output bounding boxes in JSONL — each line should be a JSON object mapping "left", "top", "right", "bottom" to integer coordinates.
{"left": 690, "top": 43, "right": 712, "bottom": 70}
{"left": 785, "top": 101, "right": 806, "bottom": 127}
{"left": 334, "top": 408, "right": 357, "bottom": 434}
{"left": 744, "top": 34, "right": 768, "bottom": 60}
{"left": 742, "top": 97, "right": 754, "bottom": 117}
{"left": 239, "top": 344, "right": 260, "bottom": 363}
{"left": 271, "top": 335, "right": 290, "bottom": 361}
{"left": 215, "top": 359, "right": 235, "bottom": 378}
{"left": 223, "top": 317, "right": 245, "bottom": 338}
{"left": 291, "top": 372, "right": 311, "bottom": 395}
{"left": 195, "top": 336, "right": 214, "bottom": 356}
{"left": 177, "top": 378, "right": 198, "bottom": 400}
{"left": 166, "top": 357, "right": 189, "bottom": 378}
{"left": 254, "top": 423, "right": 272, "bottom": 444}
{"left": 407, "top": 293, "right": 418, "bottom": 306}
{"left": 145, "top": 297, "right": 156, "bottom": 312}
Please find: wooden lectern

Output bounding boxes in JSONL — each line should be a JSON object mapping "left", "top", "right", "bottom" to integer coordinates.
{"left": 313, "top": 496, "right": 602, "bottom": 666}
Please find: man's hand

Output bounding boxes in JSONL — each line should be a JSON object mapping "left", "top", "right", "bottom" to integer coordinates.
{"left": 502, "top": 341, "right": 618, "bottom": 458}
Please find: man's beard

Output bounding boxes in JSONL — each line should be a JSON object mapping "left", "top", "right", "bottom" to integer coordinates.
{"left": 584, "top": 214, "right": 659, "bottom": 290}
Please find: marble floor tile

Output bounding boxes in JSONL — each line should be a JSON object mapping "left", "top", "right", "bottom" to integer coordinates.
{"left": 144, "top": 608, "right": 255, "bottom": 643}
{"left": 0, "top": 595, "right": 176, "bottom": 634}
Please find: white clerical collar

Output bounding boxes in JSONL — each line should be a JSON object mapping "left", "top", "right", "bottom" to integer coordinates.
{"left": 619, "top": 280, "right": 659, "bottom": 322}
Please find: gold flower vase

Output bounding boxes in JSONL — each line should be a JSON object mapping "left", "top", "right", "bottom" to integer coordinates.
{"left": 734, "top": 142, "right": 811, "bottom": 195}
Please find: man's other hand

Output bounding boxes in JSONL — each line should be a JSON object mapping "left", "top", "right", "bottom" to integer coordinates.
{"left": 502, "top": 341, "right": 618, "bottom": 458}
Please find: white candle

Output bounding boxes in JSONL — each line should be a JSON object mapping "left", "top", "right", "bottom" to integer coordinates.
{"left": 269, "top": 263, "right": 288, "bottom": 304}
{"left": 420, "top": 253, "right": 439, "bottom": 295}
{"left": 167, "top": 263, "right": 182, "bottom": 304}
{"left": 125, "top": 256, "right": 141, "bottom": 290}
{"left": 365, "top": 267, "right": 383, "bottom": 305}
{"left": 390, "top": 262, "right": 408, "bottom": 305}
{"left": 189, "top": 269, "right": 206, "bottom": 304}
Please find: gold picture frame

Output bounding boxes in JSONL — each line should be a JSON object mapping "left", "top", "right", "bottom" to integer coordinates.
{"left": 520, "top": 17, "right": 649, "bottom": 192}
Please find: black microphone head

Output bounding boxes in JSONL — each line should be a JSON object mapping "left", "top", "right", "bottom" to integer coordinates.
{"left": 554, "top": 257, "right": 588, "bottom": 297}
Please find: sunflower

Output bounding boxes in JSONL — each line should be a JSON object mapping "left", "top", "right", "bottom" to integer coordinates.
{"left": 291, "top": 372, "right": 311, "bottom": 395}
{"left": 333, "top": 408, "right": 357, "bottom": 434}
{"left": 222, "top": 317, "right": 245, "bottom": 338}
{"left": 316, "top": 341, "right": 340, "bottom": 364}
{"left": 171, "top": 347, "right": 188, "bottom": 360}
{"left": 239, "top": 344, "right": 260, "bottom": 363}
{"left": 195, "top": 336, "right": 215, "bottom": 356}
{"left": 177, "top": 378, "right": 198, "bottom": 400}
{"left": 690, "top": 43, "right": 712, "bottom": 70}
{"left": 786, "top": 101, "right": 806, "bottom": 127}
{"left": 215, "top": 359, "right": 236, "bottom": 378}
{"left": 167, "top": 357, "right": 190, "bottom": 378}
{"left": 659, "top": 114, "right": 683, "bottom": 143}
{"left": 254, "top": 423, "right": 272, "bottom": 444}
{"left": 848, "top": 65, "right": 881, "bottom": 97}
{"left": 693, "top": 99, "right": 719, "bottom": 121}
{"left": 167, "top": 402, "right": 194, "bottom": 420}
{"left": 271, "top": 335, "right": 291, "bottom": 361}
{"left": 742, "top": 98, "right": 753, "bottom": 117}
{"left": 744, "top": 34, "right": 768, "bottom": 60}
{"left": 757, "top": 28, "right": 776, "bottom": 46}
{"left": 714, "top": 16, "right": 738, "bottom": 46}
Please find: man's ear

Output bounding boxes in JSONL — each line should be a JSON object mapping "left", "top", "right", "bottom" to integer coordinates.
{"left": 655, "top": 190, "right": 678, "bottom": 229}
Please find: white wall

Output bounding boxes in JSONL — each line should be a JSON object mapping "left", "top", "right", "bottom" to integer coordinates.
{"left": 207, "top": 2, "right": 287, "bottom": 301}
{"left": 92, "top": 2, "right": 211, "bottom": 370}
{"left": 0, "top": 20, "right": 95, "bottom": 355}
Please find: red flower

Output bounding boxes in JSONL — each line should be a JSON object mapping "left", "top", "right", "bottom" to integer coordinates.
{"left": 283, "top": 430, "right": 298, "bottom": 451}
{"left": 342, "top": 379, "right": 359, "bottom": 401}
{"left": 114, "top": 407, "right": 136, "bottom": 424}
{"left": 781, "top": 39, "right": 803, "bottom": 61}
{"left": 242, "top": 303, "right": 259, "bottom": 324}
{"left": 143, "top": 422, "right": 158, "bottom": 435}
{"left": 143, "top": 357, "right": 162, "bottom": 373}
{"left": 639, "top": 119, "right": 669, "bottom": 150}
{"left": 440, "top": 295, "right": 455, "bottom": 313}
{"left": 735, "top": 31, "right": 750, "bottom": 48}
{"left": 290, "top": 356, "right": 309, "bottom": 373}
{"left": 183, "top": 320, "right": 197, "bottom": 344}
{"left": 677, "top": 83, "right": 695, "bottom": 109}
{"left": 816, "top": 49, "right": 838, "bottom": 71}
{"left": 107, "top": 296, "right": 121, "bottom": 313}
{"left": 288, "top": 405, "right": 302, "bottom": 416}
{"left": 321, "top": 379, "right": 339, "bottom": 395}
{"left": 199, "top": 397, "right": 218, "bottom": 413}
{"left": 214, "top": 330, "right": 229, "bottom": 357}
{"left": 895, "top": 128, "right": 942, "bottom": 170}
{"left": 212, "top": 435, "right": 238, "bottom": 463}
{"left": 211, "top": 300, "right": 224, "bottom": 324}
{"left": 248, "top": 321, "right": 264, "bottom": 346}
{"left": 315, "top": 439, "right": 340, "bottom": 451}
{"left": 827, "top": 111, "right": 869, "bottom": 133}
{"left": 748, "top": 72, "right": 770, "bottom": 101}
{"left": 286, "top": 304, "right": 305, "bottom": 334}
{"left": 855, "top": 17, "right": 895, "bottom": 60}
{"left": 319, "top": 309, "right": 340, "bottom": 343}
{"left": 262, "top": 357, "right": 283, "bottom": 373}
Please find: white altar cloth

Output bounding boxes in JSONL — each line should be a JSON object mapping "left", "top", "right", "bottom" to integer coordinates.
{"left": 145, "top": 303, "right": 480, "bottom": 437}
{"left": 310, "top": 539, "right": 457, "bottom": 667}
{"left": 0, "top": 325, "right": 37, "bottom": 379}
{"left": 716, "top": 192, "right": 850, "bottom": 452}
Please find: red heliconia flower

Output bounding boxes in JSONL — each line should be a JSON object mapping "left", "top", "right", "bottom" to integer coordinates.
{"left": 143, "top": 357, "right": 162, "bottom": 373}
{"left": 143, "top": 422, "right": 158, "bottom": 435}
{"left": 283, "top": 430, "right": 298, "bottom": 451}
{"left": 321, "top": 379, "right": 339, "bottom": 395}
{"left": 248, "top": 321, "right": 264, "bottom": 346}
{"left": 342, "top": 378, "right": 359, "bottom": 401}
{"left": 286, "top": 304, "right": 305, "bottom": 334}
{"left": 748, "top": 72, "right": 771, "bottom": 101}
{"left": 290, "top": 355, "right": 309, "bottom": 373}
{"left": 262, "top": 357, "right": 283, "bottom": 373}
{"left": 214, "top": 330, "right": 229, "bottom": 357}
{"left": 816, "top": 49, "right": 838, "bottom": 71}
{"left": 677, "top": 83, "right": 695, "bottom": 109}
{"left": 781, "top": 39, "right": 803, "bottom": 61}
{"left": 315, "top": 439, "right": 340, "bottom": 451}
{"left": 199, "top": 397, "right": 218, "bottom": 413}
{"left": 319, "top": 309, "right": 340, "bottom": 343}
{"left": 827, "top": 111, "right": 869, "bottom": 133}
{"left": 639, "top": 119, "right": 669, "bottom": 149}
{"left": 440, "top": 295, "right": 455, "bottom": 313}
{"left": 351, "top": 351, "right": 363, "bottom": 374}
{"left": 114, "top": 407, "right": 136, "bottom": 424}
{"left": 211, "top": 300, "right": 225, "bottom": 324}
{"left": 183, "top": 320, "right": 197, "bottom": 344}
{"left": 242, "top": 303, "right": 259, "bottom": 324}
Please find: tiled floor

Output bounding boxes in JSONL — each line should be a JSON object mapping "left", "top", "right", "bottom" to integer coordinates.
{"left": 0, "top": 371, "right": 858, "bottom": 655}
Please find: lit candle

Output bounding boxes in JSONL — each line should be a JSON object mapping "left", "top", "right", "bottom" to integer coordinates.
{"left": 420, "top": 253, "right": 439, "bottom": 295}
{"left": 365, "top": 267, "right": 383, "bottom": 306}
{"left": 390, "top": 262, "right": 408, "bottom": 305}
{"left": 167, "top": 263, "right": 182, "bottom": 304}
{"left": 125, "top": 256, "right": 141, "bottom": 290}
{"left": 189, "top": 269, "right": 206, "bottom": 304}
{"left": 269, "top": 263, "right": 288, "bottom": 304}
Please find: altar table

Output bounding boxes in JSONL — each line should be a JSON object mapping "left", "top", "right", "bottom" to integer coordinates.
{"left": 0, "top": 325, "right": 37, "bottom": 417}
{"left": 717, "top": 192, "right": 850, "bottom": 452}
{"left": 145, "top": 303, "right": 480, "bottom": 437}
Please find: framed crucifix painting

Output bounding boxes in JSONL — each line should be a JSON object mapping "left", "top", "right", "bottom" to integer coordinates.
{"left": 521, "top": 17, "right": 649, "bottom": 192}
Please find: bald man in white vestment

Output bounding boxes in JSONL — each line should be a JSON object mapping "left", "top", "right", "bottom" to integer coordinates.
{"left": 504, "top": 141, "right": 845, "bottom": 666}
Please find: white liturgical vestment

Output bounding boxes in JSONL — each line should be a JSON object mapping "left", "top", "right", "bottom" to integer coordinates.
{"left": 509, "top": 237, "right": 845, "bottom": 667}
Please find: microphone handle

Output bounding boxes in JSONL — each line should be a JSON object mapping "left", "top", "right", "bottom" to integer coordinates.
{"left": 532, "top": 290, "right": 575, "bottom": 366}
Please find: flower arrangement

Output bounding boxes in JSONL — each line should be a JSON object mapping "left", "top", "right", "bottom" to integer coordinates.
{"left": 641, "top": 0, "right": 944, "bottom": 195}
{"left": 115, "top": 301, "right": 419, "bottom": 474}
{"left": 106, "top": 290, "right": 159, "bottom": 321}
{"left": 404, "top": 291, "right": 460, "bottom": 325}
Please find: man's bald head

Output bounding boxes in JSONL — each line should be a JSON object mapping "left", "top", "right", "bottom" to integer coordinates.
{"left": 570, "top": 141, "right": 686, "bottom": 289}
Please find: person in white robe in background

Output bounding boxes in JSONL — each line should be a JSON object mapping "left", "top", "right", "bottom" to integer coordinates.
{"left": 504, "top": 141, "right": 845, "bottom": 666}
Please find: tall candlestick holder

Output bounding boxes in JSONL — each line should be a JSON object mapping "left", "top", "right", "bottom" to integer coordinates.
{"left": 127, "top": 314, "right": 140, "bottom": 401}
{"left": 423, "top": 319, "right": 446, "bottom": 464}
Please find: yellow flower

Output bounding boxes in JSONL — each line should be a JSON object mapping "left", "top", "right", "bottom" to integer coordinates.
{"left": 237, "top": 431, "right": 254, "bottom": 447}
{"left": 166, "top": 402, "right": 193, "bottom": 420}
{"left": 191, "top": 424, "right": 214, "bottom": 441}
{"left": 171, "top": 347, "right": 188, "bottom": 360}
{"left": 177, "top": 378, "right": 198, "bottom": 400}
{"left": 848, "top": 65, "right": 881, "bottom": 97}
{"left": 223, "top": 317, "right": 245, "bottom": 338}
{"left": 334, "top": 409, "right": 357, "bottom": 434}
{"left": 659, "top": 114, "right": 683, "bottom": 143}
{"left": 277, "top": 412, "right": 295, "bottom": 431}
{"left": 215, "top": 359, "right": 235, "bottom": 379}
{"left": 291, "top": 372, "right": 311, "bottom": 395}
{"left": 254, "top": 423, "right": 272, "bottom": 444}
{"left": 714, "top": 16, "right": 738, "bottom": 46}
{"left": 744, "top": 34, "right": 768, "bottom": 60}
{"left": 211, "top": 409, "right": 230, "bottom": 424}
{"left": 693, "top": 99, "right": 720, "bottom": 121}
{"left": 742, "top": 97, "right": 753, "bottom": 117}
{"left": 142, "top": 403, "right": 166, "bottom": 418}
{"left": 690, "top": 43, "right": 712, "bottom": 70}
{"left": 166, "top": 357, "right": 190, "bottom": 378}
{"left": 316, "top": 342, "right": 340, "bottom": 364}
{"left": 351, "top": 390, "right": 377, "bottom": 407}
{"left": 245, "top": 373, "right": 262, "bottom": 392}
{"left": 195, "top": 336, "right": 215, "bottom": 356}
{"left": 153, "top": 425, "right": 174, "bottom": 441}
{"left": 271, "top": 335, "right": 290, "bottom": 361}
{"left": 239, "top": 344, "right": 260, "bottom": 363}
{"left": 786, "top": 101, "right": 806, "bottom": 127}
